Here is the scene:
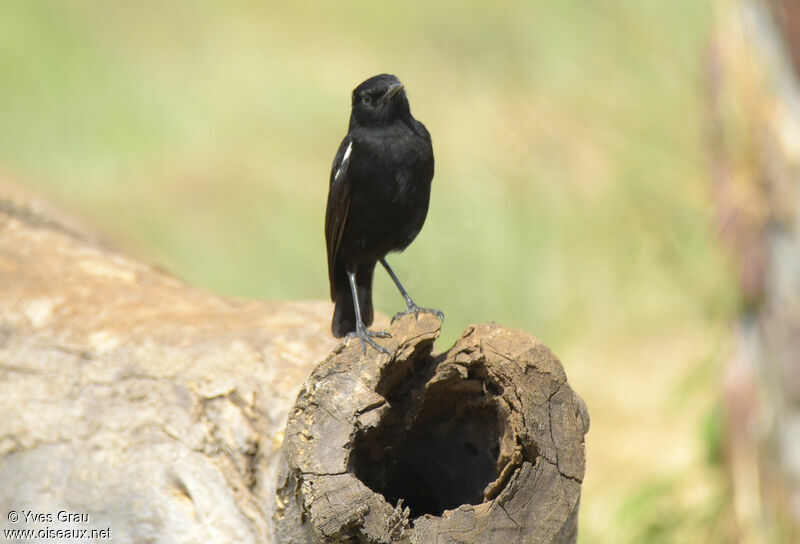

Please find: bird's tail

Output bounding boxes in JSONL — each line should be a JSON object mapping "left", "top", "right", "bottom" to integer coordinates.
{"left": 331, "top": 263, "right": 375, "bottom": 338}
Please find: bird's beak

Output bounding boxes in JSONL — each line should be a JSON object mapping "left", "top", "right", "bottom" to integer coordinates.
{"left": 382, "top": 82, "right": 405, "bottom": 104}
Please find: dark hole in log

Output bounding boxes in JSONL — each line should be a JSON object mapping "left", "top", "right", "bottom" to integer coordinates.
{"left": 351, "top": 371, "right": 502, "bottom": 518}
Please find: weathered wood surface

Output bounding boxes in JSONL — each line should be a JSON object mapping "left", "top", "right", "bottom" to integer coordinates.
{"left": 0, "top": 184, "right": 588, "bottom": 542}
{"left": 0, "top": 185, "right": 338, "bottom": 541}
{"left": 276, "top": 315, "right": 589, "bottom": 543}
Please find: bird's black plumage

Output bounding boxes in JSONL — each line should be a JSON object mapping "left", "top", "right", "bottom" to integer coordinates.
{"left": 325, "top": 74, "right": 442, "bottom": 353}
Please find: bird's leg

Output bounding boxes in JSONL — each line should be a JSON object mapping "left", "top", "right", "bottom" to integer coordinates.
{"left": 379, "top": 258, "right": 444, "bottom": 323}
{"left": 345, "top": 270, "right": 391, "bottom": 355}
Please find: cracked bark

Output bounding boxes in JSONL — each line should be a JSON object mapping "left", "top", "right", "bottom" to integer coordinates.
{"left": 276, "top": 319, "right": 589, "bottom": 543}
{"left": 0, "top": 184, "right": 589, "bottom": 543}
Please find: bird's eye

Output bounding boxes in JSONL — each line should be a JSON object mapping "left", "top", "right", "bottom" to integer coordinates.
{"left": 362, "top": 95, "right": 373, "bottom": 106}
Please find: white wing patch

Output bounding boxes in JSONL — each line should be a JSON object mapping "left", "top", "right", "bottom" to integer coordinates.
{"left": 334, "top": 141, "right": 353, "bottom": 181}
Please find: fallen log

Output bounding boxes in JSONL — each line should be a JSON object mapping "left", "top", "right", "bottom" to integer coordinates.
{"left": 276, "top": 316, "right": 589, "bottom": 543}
{"left": 0, "top": 185, "right": 588, "bottom": 543}
{"left": 0, "top": 186, "right": 338, "bottom": 542}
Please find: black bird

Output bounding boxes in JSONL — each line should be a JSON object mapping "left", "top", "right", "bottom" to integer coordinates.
{"left": 325, "top": 74, "right": 442, "bottom": 354}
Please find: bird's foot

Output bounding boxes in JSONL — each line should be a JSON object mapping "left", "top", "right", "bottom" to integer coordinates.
{"left": 346, "top": 325, "right": 392, "bottom": 356}
{"left": 391, "top": 301, "right": 444, "bottom": 324}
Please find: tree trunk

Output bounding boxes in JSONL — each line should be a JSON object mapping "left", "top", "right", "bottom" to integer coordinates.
{"left": 710, "top": 2, "right": 800, "bottom": 540}
{"left": 0, "top": 184, "right": 588, "bottom": 542}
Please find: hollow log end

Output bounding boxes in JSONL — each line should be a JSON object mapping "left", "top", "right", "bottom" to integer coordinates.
{"left": 275, "top": 315, "right": 589, "bottom": 544}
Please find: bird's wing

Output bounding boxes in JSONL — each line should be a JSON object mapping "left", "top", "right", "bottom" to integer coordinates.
{"left": 325, "top": 137, "right": 354, "bottom": 297}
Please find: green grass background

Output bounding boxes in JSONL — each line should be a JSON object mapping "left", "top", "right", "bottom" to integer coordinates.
{"left": 0, "top": 1, "right": 739, "bottom": 541}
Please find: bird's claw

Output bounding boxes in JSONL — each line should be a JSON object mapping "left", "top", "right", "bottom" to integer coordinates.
{"left": 347, "top": 327, "right": 392, "bottom": 356}
{"left": 391, "top": 303, "right": 444, "bottom": 324}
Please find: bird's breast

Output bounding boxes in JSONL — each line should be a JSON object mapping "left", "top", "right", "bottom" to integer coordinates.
{"left": 341, "top": 129, "right": 433, "bottom": 258}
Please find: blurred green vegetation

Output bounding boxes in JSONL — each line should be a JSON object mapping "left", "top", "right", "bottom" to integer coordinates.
{"left": 0, "top": 0, "right": 739, "bottom": 541}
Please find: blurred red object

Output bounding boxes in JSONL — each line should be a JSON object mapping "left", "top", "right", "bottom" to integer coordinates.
{"left": 768, "top": 0, "right": 800, "bottom": 74}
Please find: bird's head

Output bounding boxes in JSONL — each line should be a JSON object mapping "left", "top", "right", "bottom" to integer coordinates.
{"left": 349, "top": 74, "right": 411, "bottom": 128}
